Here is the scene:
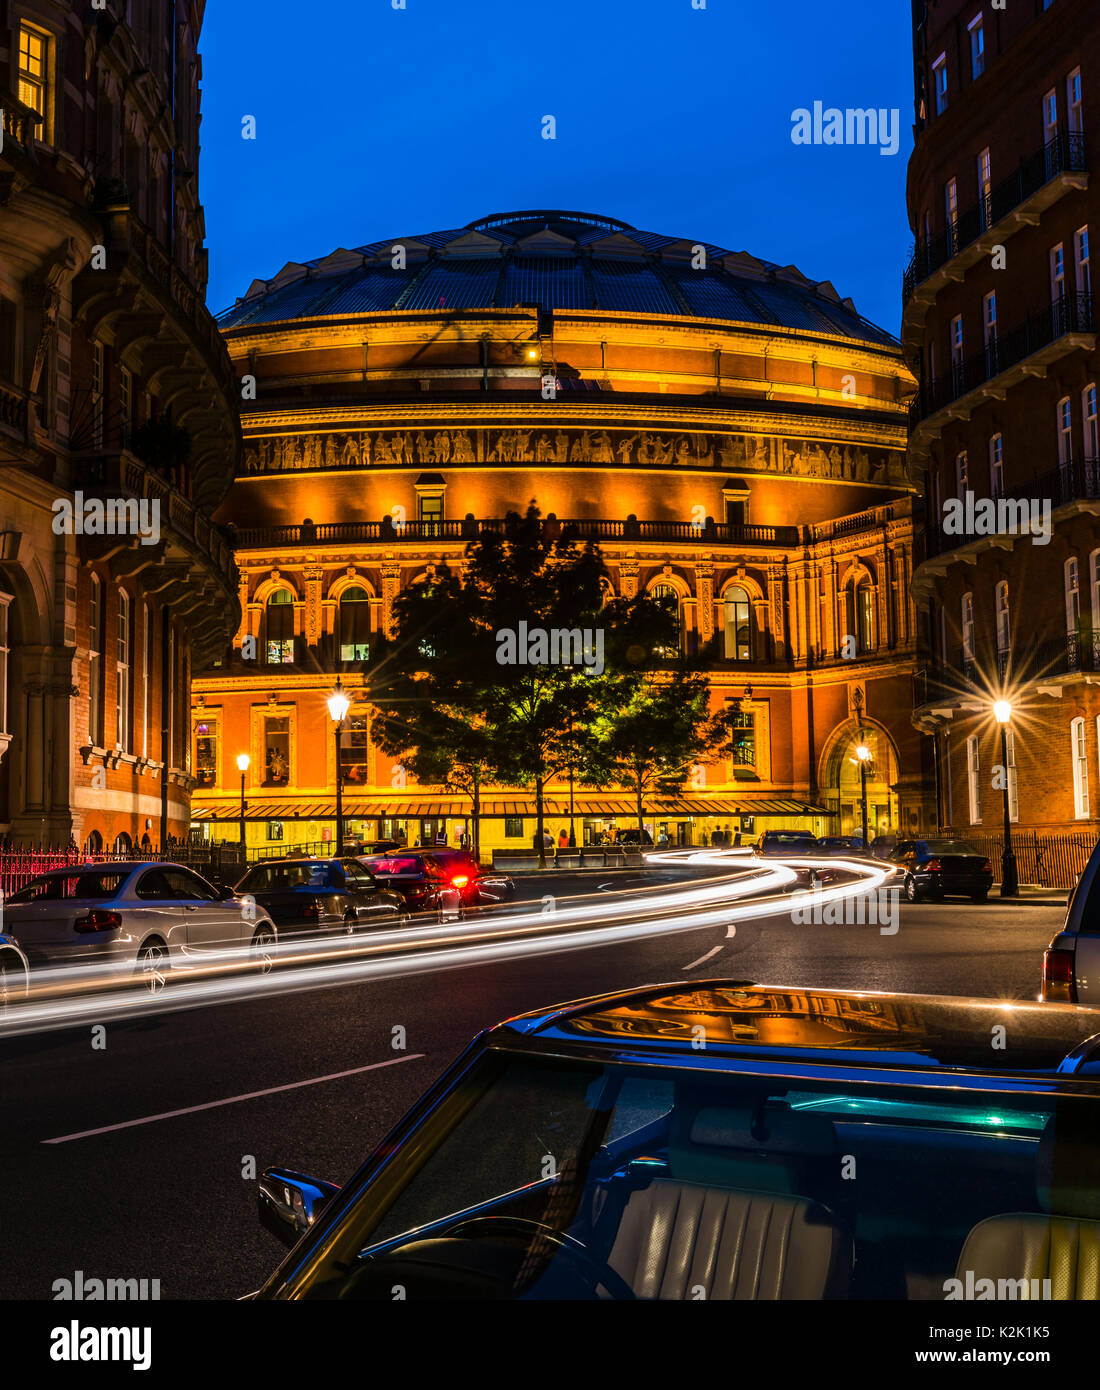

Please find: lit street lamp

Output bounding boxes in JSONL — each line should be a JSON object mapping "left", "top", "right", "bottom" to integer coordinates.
{"left": 993, "top": 700, "right": 1018, "bottom": 897}
{"left": 856, "top": 741, "right": 871, "bottom": 851}
{"left": 328, "top": 679, "right": 350, "bottom": 853}
{"left": 236, "top": 753, "right": 250, "bottom": 855}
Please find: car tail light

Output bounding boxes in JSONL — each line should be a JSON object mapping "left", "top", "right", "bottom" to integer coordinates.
{"left": 980, "top": 858, "right": 992, "bottom": 871}
{"left": 1042, "top": 948, "right": 1077, "bottom": 1003}
{"left": 451, "top": 875, "right": 469, "bottom": 888}
{"left": 74, "top": 909, "right": 122, "bottom": 934}
{"left": 299, "top": 902, "right": 320, "bottom": 920}
{"left": 925, "top": 858, "right": 942, "bottom": 872}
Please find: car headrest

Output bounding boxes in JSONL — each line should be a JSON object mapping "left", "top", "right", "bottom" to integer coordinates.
{"left": 1037, "top": 1107, "right": 1100, "bottom": 1220}
{"left": 667, "top": 1100, "right": 837, "bottom": 1191}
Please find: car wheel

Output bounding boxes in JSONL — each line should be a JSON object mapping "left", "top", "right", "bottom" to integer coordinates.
{"left": 904, "top": 875, "right": 921, "bottom": 903}
{"left": 396, "top": 912, "right": 411, "bottom": 927}
{"left": 0, "top": 950, "right": 25, "bottom": 1014}
{"left": 250, "top": 924, "right": 276, "bottom": 973}
{"left": 136, "top": 939, "right": 169, "bottom": 994}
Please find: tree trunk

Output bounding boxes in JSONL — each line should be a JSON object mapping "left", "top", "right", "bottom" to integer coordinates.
{"left": 636, "top": 776, "right": 645, "bottom": 845}
{"left": 535, "top": 773, "right": 546, "bottom": 870}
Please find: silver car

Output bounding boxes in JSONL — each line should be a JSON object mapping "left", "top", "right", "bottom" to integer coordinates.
{"left": 2, "top": 861, "right": 277, "bottom": 993}
{"left": 1042, "top": 837, "right": 1100, "bottom": 1003}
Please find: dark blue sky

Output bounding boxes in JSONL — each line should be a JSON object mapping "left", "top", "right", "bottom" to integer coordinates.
{"left": 200, "top": 0, "right": 915, "bottom": 335}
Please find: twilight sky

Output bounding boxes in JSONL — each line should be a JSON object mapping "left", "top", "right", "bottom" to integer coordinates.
{"left": 199, "top": 0, "right": 914, "bottom": 335}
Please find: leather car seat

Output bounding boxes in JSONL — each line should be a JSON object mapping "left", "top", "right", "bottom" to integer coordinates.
{"left": 954, "top": 1105, "right": 1100, "bottom": 1299}
{"left": 606, "top": 1099, "right": 851, "bottom": 1299}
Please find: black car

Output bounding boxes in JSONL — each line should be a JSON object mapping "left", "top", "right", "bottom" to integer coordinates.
{"left": 235, "top": 857, "right": 406, "bottom": 933}
{"left": 755, "top": 830, "right": 819, "bottom": 856}
{"left": 816, "top": 835, "right": 867, "bottom": 856}
{"left": 888, "top": 838, "right": 994, "bottom": 902}
{"left": 424, "top": 849, "right": 516, "bottom": 907}
{"left": 252, "top": 979, "right": 1100, "bottom": 1301}
{"left": 357, "top": 851, "right": 467, "bottom": 919}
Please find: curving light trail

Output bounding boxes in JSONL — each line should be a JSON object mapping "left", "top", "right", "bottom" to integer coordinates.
{"left": 0, "top": 851, "right": 895, "bottom": 1037}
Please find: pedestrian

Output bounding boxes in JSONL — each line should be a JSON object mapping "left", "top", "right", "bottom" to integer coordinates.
{"left": 558, "top": 828, "right": 569, "bottom": 848}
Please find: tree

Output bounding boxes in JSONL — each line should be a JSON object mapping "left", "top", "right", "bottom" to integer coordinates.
{"left": 586, "top": 668, "right": 727, "bottom": 842}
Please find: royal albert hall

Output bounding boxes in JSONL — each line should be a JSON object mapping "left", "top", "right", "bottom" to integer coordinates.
{"left": 190, "top": 210, "right": 933, "bottom": 854}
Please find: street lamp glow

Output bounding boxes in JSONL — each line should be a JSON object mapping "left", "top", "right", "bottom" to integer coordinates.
{"left": 327, "top": 681, "right": 350, "bottom": 723}
{"left": 856, "top": 744, "right": 871, "bottom": 762}
{"left": 993, "top": 699, "right": 1012, "bottom": 724}
{"left": 236, "top": 752, "right": 250, "bottom": 773}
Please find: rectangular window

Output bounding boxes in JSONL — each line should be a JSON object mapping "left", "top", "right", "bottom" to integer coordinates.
{"left": 977, "top": 148, "right": 992, "bottom": 227}
{"left": 995, "top": 583, "right": 1010, "bottom": 656}
{"left": 263, "top": 716, "right": 290, "bottom": 786}
{"left": 1084, "top": 384, "right": 1098, "bottom": 459}
{"left": 982, "top": 291, "right": 997, "bottom": 348}
{"left": 1068, "top": 68, "right": 1083, "bottom": 135}
{"left": 1072, "top": 718, "right": 1090, "bottom": 818}
{"left": 727, "top": 706, "right": 756, "bottom": 769}
{"left": 1051, "top": 243, "right": 1065, "bottom": 305}
{"left": 194, "top": 722, "right": 217, "bottom": 788}
{"left": 0, "top": 598, "right": 9, "bottom": 736}
{"left": 989, "top": 433, "right": 1004, "bottom": 496}
{"left": 417, "top": 493, "right": 444, "bottom": 530}
{"left": 1043, "top": 88, "right": 1058, "bottom": 145}
{"left": 504, "top": 817, "right": 523, "bottom": 839}
{"left": 339, "top": 715, "right": 370, "bottom": 785}
{"left": 950, "top": 315, "right": 964, "bottom": 368}
{"left": 1066, "top": 557, "right": 1081, "bottom": 634}
{"left": 1075, "top": 226, "right": 1091, "bottom": 297}
{"left": 933, "top": 54, "right": 948, "bottom": 116}
{"left": 966, "top": 735, "right": 982, "bottom": 824}
{"left": 961, "top": 592, "right": 975, "bottom": 663}
{"left": 945, "top": 177, "right": 959, "bottom": 252}
{"left": 141, "top": 603, "right": 152, "bottom": 759}
{"left": 17, "top": 23, "right": 50, "bottom": 140}
{"left": 955, "top": 451, "right": 969, "bottom": 500}
{"left": 267, "top": 820, "right": 284, "bottom": 842}
{"left": 167, "top": 626, "right": 175, "bottom": 766}
{"left": 89, "top": 577, "right": 103, "bottom": 747}
{"left": 968, "top": 16, "right": 984, "bottom": 80}
{"left": 116, "top": 590, "right": 130, "bottom": 750}
{"left": 1058, "top": 396, "right": 1073, "bottom": 465}
{"left": 1005, "top": 728, "right": 1019, "bottom": 824}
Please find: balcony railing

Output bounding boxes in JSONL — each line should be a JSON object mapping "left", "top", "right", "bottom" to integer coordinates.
{"left": 915, "top": 635, "right": 1100, "bottom": 708}
{"left": 0, "top": 92, "right": 42, "bottom": 155}
{"left": 0, "top": 380, "right": 30, "bottom": 441}
{"left": 903, "top": 132, "right": 1088, "bottom": 304}
{"left": 234, "top": 516, "right": 802, "bottom": 550}
{"left": 911, "top": 294, "right": 1095, "bottom": 425}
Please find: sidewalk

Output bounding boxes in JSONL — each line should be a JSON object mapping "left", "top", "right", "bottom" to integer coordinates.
{"left": 989, "top": 884, "right": 1068, "bottom": 906}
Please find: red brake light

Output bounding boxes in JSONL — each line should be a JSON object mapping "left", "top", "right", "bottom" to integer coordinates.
{"left": 451, "top": 875, "right": 469, "bottom": 888}
{"left": 74, "top": 909, "right": 122, "bottom": 934}
{"left": 300, "top": 902, "right": 320, "bottom": 919}
{"left": 980, "top": 858, "right": 992, "bottom": 871}
{"left": 925, "top": 858, "right": 942, "bottom": 872}
{"left": 1042, "top": 948, "right": 1077, "bottom": 1003}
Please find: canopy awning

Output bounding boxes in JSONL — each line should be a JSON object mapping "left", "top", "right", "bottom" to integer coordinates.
{"left": 190, "top": 794, "right": 827, "bottom": 821}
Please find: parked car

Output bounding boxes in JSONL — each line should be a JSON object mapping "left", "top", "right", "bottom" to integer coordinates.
{"left": 755, "top": 830, "right": 819, "bottom": 856}
{"left": 357, "top": 851, "right": 466, "bottom": 919}
{"left": 1042, "top": 834, "right": 1100, "bottom": 1003}
{"left": 888, "top": 839, "right": 994, "bottom": 902}
{"left": 423, "top": 849, "right": 516, "bottom": 907}
{"left": 816, "top": 836, "right": 867, "bottom": 856}
{"left": 251, "top": 979, "right": 1100, "bottom": 1300}
{"left": 869, "top": 833, "right": 900, "bottom": 861}
{"left": 2, "top": 862, "right": 278, "bottom": 992}
{"left": 235, "top": 857, "right": 406, "bottom": 934}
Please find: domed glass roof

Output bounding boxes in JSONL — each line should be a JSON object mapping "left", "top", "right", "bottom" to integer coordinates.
{"left": 216, "top": 210, "right": 896, "bottom": 346}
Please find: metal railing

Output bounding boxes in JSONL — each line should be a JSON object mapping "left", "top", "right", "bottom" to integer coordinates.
{"left": 0, "top": 843, "right": 251, "bottom": 897}
{"left": 946, "top": 831, "right": 1095, "bottom": 891}
{"left": 903, "top": 132, "right": 1088, "bottom": 304}
{"left": 912, "top": 294, "right": 1095, "bottom": 425}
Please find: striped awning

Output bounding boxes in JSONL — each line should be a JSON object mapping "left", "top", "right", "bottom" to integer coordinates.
{"left": 190, "top": 794, "right": 826, "bottom": 821}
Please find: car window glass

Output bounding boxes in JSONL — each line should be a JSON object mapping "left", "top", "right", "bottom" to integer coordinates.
{"left": 135, "top": 869, "right": 175, "bottom": 900}
{"left": 163, "top": 869, "right": 214, "bottom": 900}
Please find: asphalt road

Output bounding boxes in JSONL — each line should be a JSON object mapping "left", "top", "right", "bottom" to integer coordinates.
{"left": 0, "top": 873, "right": 1063, "bottom": 1301}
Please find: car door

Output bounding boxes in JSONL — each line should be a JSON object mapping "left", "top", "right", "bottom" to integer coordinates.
{"left": 343, "top": 862, "right": 394, "bottom": 925}
{"left": 161, "top": 867, "right": 233, "bottom": 949}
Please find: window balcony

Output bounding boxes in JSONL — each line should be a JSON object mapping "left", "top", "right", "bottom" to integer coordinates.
{"left": 902, "top": 132, "right": 1088, "bottom": 352}
{"left": 909, "top": 294, "right": 1096, "bottom": 461}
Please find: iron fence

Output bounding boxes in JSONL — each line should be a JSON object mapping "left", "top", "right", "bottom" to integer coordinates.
{"left": 0, "top": 843, "right": 250, "bottom": 897}
{"left": 945, "top": 831, "right": 1097, "bottom": 891}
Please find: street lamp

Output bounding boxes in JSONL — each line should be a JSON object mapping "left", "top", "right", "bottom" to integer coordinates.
{"left": 236, "top": 753, "right": 250, "bottom": 855}
{"left": 327, "top": 679, "right": 350, "bottom": 854}
{"left": 855, "top": 741, "right": 871, "bottom": 851}
{"left": 993, "top": 700, "right": 1018, "bottom": 897}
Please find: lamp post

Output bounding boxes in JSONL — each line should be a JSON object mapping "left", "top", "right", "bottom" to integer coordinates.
{"left": 994, "top": 700, "right": 1018, "bottom": 897}
{"left": 856, "top": 741, "right": 871, "bottom": 852}
{"left": 236, "top": 753, "right": 249, "bottom": 856}
{"left": 327, "top": 679, "right": 350, "bottom": 854}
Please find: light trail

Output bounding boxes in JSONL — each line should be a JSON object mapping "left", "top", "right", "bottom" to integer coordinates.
{"left": 0, "top": 852, "right": 894, "bottom": 1037}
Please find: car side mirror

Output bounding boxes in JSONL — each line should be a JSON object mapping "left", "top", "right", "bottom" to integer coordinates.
{"left": 258, "top": 1167, "right": 341, "bottom": 1248}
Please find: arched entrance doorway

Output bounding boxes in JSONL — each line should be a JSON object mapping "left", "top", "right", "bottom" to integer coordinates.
{"left": 820, "top": 721, "right": 899, "bottom": 842}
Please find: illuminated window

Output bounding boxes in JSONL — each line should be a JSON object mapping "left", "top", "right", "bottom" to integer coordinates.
{"left": 1057, "top": 396, "right": 1073, "bottom": 464}
{"left": 17, "top": 24, "right": 49, "bottom": 139}
{"left": 504, "top": 817, "right": 522, "bottom": 838}
{"left": 961, "top": 592, "right": 975, "bottom": 663}
{"left": 264, "top": 717, "right": 290, "bottom": 786}
{"left": 846, "top": 576, "right": 876, "bottom": 655}
{"left": 966, "top": 734, "right": 982, "bottom": 824}
{"left": 968, "top": 15, "right": 984, "bottom": 80}
{"left": 1051, "top": 243, "right": 1065, "bottom": 305}
{"left": 265, "top": 589, "right": 295, "bottom": 664}
{"left": 418, "top": 493, "right": 444, "bottom": 532}
{"left": 723, "top": 586, "right": 753, "bottom": 661}
{"left": 994, "top": 581, "right": 1010, "bottom": 656}
{"left": 116, "top": 589, "right": 130, "bottom": 750}
{"left": 89, "top": 575, "right": 103, "bottom": 746}
{"left": 1072, "top": 717, "right": 1090, "bottom": 818}
{"left": 0, "top": 595, "right": 9, "bottom": 736}
{"left": 194, "top": 722, "right": 217, "bottom": 787}
{"left": 650, "top": 583, "right": 681, "bottom": 656}
{"left": 339, "top": 715, "right": 370, "bottom": 784}
{"left": 989, "top": 433, "right": 1003, "bottom": 496}
{"left": 727, "top": 706, "right": 756, "bottom": 769}
{"left": 339, "top": 587, "right": 371, "bottom": 661}
{"left": 1066, "top": 556, "right": 1081, "bottom": 635}
{"left": 1076, "top": 227, "right": 1091, "bottom": 297}
{"left": 1068, "top": 68, "right": 1084, "bottom": 135}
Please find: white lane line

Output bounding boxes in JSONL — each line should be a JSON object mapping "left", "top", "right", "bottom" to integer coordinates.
{"left": 42, "top": 1053, "right": 426, "bottom": 1145}
{"left": 682, "top": 944, "right": 724, "bottom": 971}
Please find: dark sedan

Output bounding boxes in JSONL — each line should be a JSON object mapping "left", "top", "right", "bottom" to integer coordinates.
{"left": 816, "top": 836, "right": 867, "bottom": 856}
{"left": 755, "top": 830, "right": 819, "bottom": 856}
{"left": 888, "top": 838, "right": 994, "bottom": 902}
{"left": 426, "top": 849, "right": 516, "bottom": 907}
{"left": 357, "top": 851, "right": 469, "bottom": 918}
{"left": 252, "top": 979, "right": 1100, "bottom": 1300}
{"left": 235, "top": 857, "right": 406, "bottom": 934}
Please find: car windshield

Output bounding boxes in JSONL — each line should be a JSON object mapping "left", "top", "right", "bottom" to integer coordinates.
{"left": 919, "top": 841, "right": 982, "bottom": 856}
{"left": 240, "top": 861, "right": 333, "bottom": 890}
{"left": 363, "top": 857, "right": 421, "bottom": 875}
{"left": 295, "top": 1052, "right": 1099, "bottom": 1301}
{"left": 766, "top": 833, "right": 815, "bottom": 844}
{"left": 7, "top": 870, "right": 129, "bottom": 903}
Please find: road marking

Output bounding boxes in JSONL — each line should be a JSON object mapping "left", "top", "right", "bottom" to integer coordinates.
{"left": 682, "top": 944, "right": 724, "bottom": 971}
{"left": 42, "top": 1054, "right": 426, "bottom": 1145}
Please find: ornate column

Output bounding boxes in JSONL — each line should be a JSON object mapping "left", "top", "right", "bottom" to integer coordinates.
{"left": 767, "top": 565, "right": 785, "bottom": 659}
{"left": 694, "top": 560, "right": 715, "bottom": 646}
{"left": 381, "top": 558, "right": 402, "bottom": 638}
{"left": 303, "top": 565, "right": 324, "bottom": 651}
{"left": 619, "top": 556, "right": 639, "bottom": 600}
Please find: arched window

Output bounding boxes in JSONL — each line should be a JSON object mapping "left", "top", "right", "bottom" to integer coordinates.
{"left": 723, "top": 586, "right": 753, "bottom": 661}
{"left": 84, "top": 829, "right": 103, "bottom": 856}
{"left": 264, "top": 589, "right": 295, "bottom": 665}
{"left": 1072, "top": 717, "right": 1090, "bottom": 818}
{"left": 650, "top": 583, "right": 681, "bottom": 656}
{"left": 339, "top": 586, "right": 371, "bottom": 661}
{"left": 113, "top": 830, "right": 133, "bottom": 854}
{"left": 846, "top": 575, "right": 876, "bottom": 655}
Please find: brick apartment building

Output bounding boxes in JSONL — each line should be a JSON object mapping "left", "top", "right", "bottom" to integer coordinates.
{"left": 906, "top": 0, "right": 1100, "bottom": 836}
{"left": 0, "top": 1, "right": 239, "bottom": 848}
